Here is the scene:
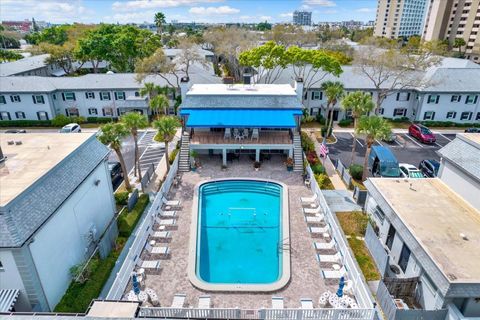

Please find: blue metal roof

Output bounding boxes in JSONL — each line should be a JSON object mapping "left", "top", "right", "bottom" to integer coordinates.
{"left": 180, "top": 108, "right": 302, "bottom": 128}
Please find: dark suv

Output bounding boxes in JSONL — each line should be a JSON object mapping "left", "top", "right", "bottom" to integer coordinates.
{"left": 108, "top": 161, "right": 123, "bottom": 189}
{"left": 419, "top": 159, "right": 440, "bottom": 177}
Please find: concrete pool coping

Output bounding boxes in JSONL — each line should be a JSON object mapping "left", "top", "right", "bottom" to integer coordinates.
{"left": 187, "top": 177, "right": 291, "bottom": 292}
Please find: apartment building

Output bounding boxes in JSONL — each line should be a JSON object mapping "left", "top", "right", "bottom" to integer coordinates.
{"left": 374, "top": 0, "right": 429, "bottom": 38}
{"left": 293, "top": 11, "right": 312, "bottom": 26}
{"left": 423, "top": 0, "right": 480, "bottom": 62}
{"left": 0, "top": 133, "right": 117, "bottom": 312}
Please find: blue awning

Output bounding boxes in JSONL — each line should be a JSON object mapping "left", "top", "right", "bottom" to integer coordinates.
{"left": 180, "top": 109, "right": 302, "bottom": 128}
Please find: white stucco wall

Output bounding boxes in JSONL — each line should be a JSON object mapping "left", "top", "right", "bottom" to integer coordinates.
{"left": 416, "top": 93, "right": 480, "bottom": 122}
{"left": 0, "top": 93, "right": 55, "bottom": 120}
{"left": 28, "top": 161, "right": 115, "bottom": 310}
{"left": 0, "top": 249, "right": 32, "bottom": 311}
{"left": 438, "top": 160, "right": 480, "bottom": 210}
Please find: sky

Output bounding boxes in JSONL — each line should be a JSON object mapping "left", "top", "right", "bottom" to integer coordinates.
{"left": 0, "top": 0, "right": 378, "bottom": 25}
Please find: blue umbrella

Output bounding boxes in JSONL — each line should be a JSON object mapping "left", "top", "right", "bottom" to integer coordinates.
{"left": 336, "top": 276, "right": 345, "bottom": 297}
{"left": 132, "top": 273, "right": 140, "bottom": 295}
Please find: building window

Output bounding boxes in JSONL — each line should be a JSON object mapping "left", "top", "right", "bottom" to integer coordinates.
{"left": 114, "top": 92, "right": 125, "bottom": 100}
{"left": 374, "top": 206, "right": 385, "bottom": 224}
{"left": 37, "top": 111, "right": 49, "bottom": 120}
{"left": 378, "top": 108, "right": 384, "bottom": 115}
{"left": 460, "top": 112, "right": 472, "bottom": 121}
{"left": 446, "top": 111, "right": 457, "bottom": 119}
{"left": 476, "top": 112, "right": 480, "bottom": 121}
{"left": 0, "top": 111, "right": 11, "bottom": 120}
{"left": 88, "top": 108, "right": 98, "bottom": 115}
{"left": 385, "top": 224, "right": 396, "bottom": 251}
{"left": 135, "top": 91, "right": 140, "bottom": 97}
{"left": 398, "top": 244, "right": 411, "bottom": 273}
{"left": 311, "top": 90, "right": 322, "bottom": 100}
{"left": 396, "top": 92, "right": 410, "bottom": 101}
{"left": 62, "top": 92, "right": 76, "bottom": 101}
{"left": 15, "top": 111, "right": 26, "bottom": 119}
{"left": 53, "top": 94, "right": 57, "bottom": 100}
{"left": 451, "top": 95, "right": 461, "bottom": 102}
{"left": 0, "top": 95, "right": 6, "bottom": 104}
{"left": 32, "top": 95, "right": 45, "bottom": 104}
{"left": 85, "top": 92, "right": 95, "bottom": 99}
{"left": 423, "top": 111, "right": 435, "bottom": 120}
{"left": 0, "top": 260, "right": 3, "bottom": 271}
{"left": 393, "top": 108, "right": 407, "bottom": 117}
{"left": 10, "top": 95, "right": 21, "bottom": 103}
{"left": 427, "top": 95, "right": 439, "bottom": 104}
{"left": 465, "top": 95, "right": 478, "bottom": 104}
{"left": 100, "top": 92, "right": 111, "bottom": 100}
{"left": 103, "top": 107, "right": 113, "bottom": 116}
{"left": 66, "top": 108, "right": 79, "bottom": 117}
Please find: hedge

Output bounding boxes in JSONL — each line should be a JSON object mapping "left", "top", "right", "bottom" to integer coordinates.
{"left": 87, "top": 117, "right": 116, "bottom": 124}
{"left": 0, "top": 120, "right": 52, "bottom": 127}
{"left": 419, "top": 121, "right": 479, "bottom": 128}
{"left": 349, "top": 164, "right": 363, "bottom": 180}
{"left": 311, "top": 163, "right": 326, "bottom": 175}
{"left": 338, "top": 119, "right": 353, "bottom": 127}
{"left": 0, "top": 117, "right": 116, "bottom": 128}
{"left": 117, "top": 194, "right": 149, "bottom": 237}
{"left": 114, "top": 191, "right": 129, "bottom": 206}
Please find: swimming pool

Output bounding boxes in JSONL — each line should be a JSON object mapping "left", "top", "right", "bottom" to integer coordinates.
{"left": 188, "top": 179, "right": 290, "bottom": 291}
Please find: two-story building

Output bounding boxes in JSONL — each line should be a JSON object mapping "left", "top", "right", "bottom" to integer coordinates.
{"left": 0, "top": 133, "right": 117, "bottom": 312}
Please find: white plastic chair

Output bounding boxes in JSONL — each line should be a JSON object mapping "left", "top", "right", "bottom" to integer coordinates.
{"left": 271, "top": 297, "right": 284, "bottom": 309}
{"left": 314, "top": 239, "right": 336, "bottom": 250}
{"left": 171, "top": 294, "right": 186, "bottom": 308}
{"left": 317, "top": 252, "right": 342, "bottom": 263}
{"left": 300, "top": 298, "right": 314, "bottom": 309}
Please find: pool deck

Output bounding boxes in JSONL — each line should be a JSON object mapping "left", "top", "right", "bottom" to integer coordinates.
{"left": 136, "top": 155, "right": 338, "bottom": 309}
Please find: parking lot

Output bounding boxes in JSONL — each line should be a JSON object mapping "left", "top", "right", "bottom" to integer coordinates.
{"left": 328, "top": 132, "right": 457, "bottom": 169}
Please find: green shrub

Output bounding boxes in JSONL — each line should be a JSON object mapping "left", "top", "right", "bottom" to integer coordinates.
{"left": 338, "top": 119, "right": 353, "bottom": 127}
{"left": 301, "top": 131, "right": 315, "bottom": 152}
{"left": 316, "top": 113, "right": 326, "bottom": 125}
{"left": 169, "top": 148, "right": 179, "bottom": 164}
{"left": 311, "top": 163, "right": 326, "bottom": 175}
{"left": 51, "top": 114, "right": 72, "bottom": 127}
{"left": 117, "top": 194, "right": 149, "bottom": 238}
{"left": 0, "top": 120, "right": 52, "bottom": 127}
{"left": 349, "top": 164, "right": 363, "bottom": 180}
{"left": 315, "top": 173, "right": 335, "bottom": 190}
{"left": 114, "top": 191, "right": 129, "bottom": 206}
{"left": 70, "top": 116, "right": 86, "bottom": 124}
{"left": 321, "top": 126, "right": 333, "bottom": 137}
{"left": 301, "top": 115, "right": 316, "bottom": 123}
{"left": 87, "top": 117, "right": 113, "bottom": 124}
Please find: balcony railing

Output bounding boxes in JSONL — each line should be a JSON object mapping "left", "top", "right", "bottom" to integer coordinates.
{"left": 190, "top": 131, "right": 292, "bottom": 145}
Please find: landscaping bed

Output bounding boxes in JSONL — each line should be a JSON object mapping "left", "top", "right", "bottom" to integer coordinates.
{"left": 337, "top": 211, "right": 380, "bottom": 281}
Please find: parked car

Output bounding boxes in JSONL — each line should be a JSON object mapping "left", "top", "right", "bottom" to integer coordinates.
{"left": 108, "top": 161, "right": 123, "bottom": 189}
{"left": 59, "top": 123, "right": 81, "bottom": 133}
{"left": 368, "top": 145, "right": 400, "bottom": 178}
{"left": 464, "top": 128, "right": 480, "bottom": 133}
{"left": 419, "top": 159, "right": 440, "bottom": 177}
{"left": 4, "top": 129, "right": 27, "bottom": 133}
{"left": 408, "top": 124, "right": 436, "bottom": 144}
{"left": 399, "top": 163, "right": 424, "bottom": 178}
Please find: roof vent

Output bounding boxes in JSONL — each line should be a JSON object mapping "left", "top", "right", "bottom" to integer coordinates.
{"left": 460, "top": 233, "right": 469, "bottom": 241}
{"left": 409, "top": 183, "right": 416, "bottom": 191}
{"left": 7, "top": 141, "right": 14, "bottom": 145}
{"left": 15, "top": 141, "right": 22, "bottom": 145}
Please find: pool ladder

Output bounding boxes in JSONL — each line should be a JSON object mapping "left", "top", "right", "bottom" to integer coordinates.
{"left": 277, "top": 237, "right": 291, "bottom": 254}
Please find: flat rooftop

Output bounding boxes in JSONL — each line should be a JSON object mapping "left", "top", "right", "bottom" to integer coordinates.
{"left": 460, "top": 132, "right": 480, "bottom": 146}
{"left": 187, "top": 84, "right": 297, "bottom": 96}
{"left": 369, "top": 178, "right": 480, "bottom": 282}
{"left": 0, "top": 133, "right": 94, "bottom": 206}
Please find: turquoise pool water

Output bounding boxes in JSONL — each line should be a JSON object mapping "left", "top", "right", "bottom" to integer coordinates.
{"left": 197, "top": 180, "right": 283, "bottom": 284}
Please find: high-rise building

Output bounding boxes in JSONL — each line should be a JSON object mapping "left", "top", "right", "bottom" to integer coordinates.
{"left": 423, "top": 0, "right": 480, "bottom": 62}
{"left": 374, "top": 0, "right": 429, "bottom": 38}
{"left": 293, "top": 11, "right": 312, "bottom": 26}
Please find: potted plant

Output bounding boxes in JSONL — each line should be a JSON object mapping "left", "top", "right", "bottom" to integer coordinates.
{"left": 285, "top": 157, "right": 294, "bottom": 171}
{"left": 253, "top": 161, "right": 261, "bottom": 171}
{"left": 190, "top": 150, "right": 198, "bottom": 171}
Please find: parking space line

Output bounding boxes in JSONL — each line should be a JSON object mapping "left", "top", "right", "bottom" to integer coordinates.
{"left": 434, "top": 142, "right": 443, "bottom": 148}
{"left": 438, "top": 133, "right": 452, "bottom": 142}
{"left": 350, "top": 132, "right": 364, "bottom": 147}
{"left": 375, "top": 139, "right": 383, "bottom": 146}
{"left": 394, "top": 138, "right": 403, "bottom": 147}
{"left": 403, "top": 134, "right": 424, "bottom": 148}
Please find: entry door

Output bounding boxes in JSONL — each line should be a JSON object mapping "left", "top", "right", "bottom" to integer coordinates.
{"left": 333, "top": 110, "right": 339, "bottom": 121}
{"left": 398, "top": 244, "right": 411, "bottom": 273}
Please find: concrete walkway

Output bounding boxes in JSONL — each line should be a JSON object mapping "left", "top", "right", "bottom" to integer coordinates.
{"left": 322, "top": 190, "right": 362, "bottom": 212}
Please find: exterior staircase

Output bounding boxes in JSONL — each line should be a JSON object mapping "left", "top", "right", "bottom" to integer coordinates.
{"left": 293, "top": 132, "right": 303, "bottom": 172}
{"left": 178, "top": 132, "right": 191, "bottom": 172}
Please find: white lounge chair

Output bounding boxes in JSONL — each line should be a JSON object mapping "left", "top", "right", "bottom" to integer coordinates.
{"left": 314, "top": 239, "right": 336, "bottom": 250}
{"left": 171, "top": 294, "right": 186, "bottom": 308}
{"left": 317, "top": 252, "right": 342, "bottom": 263}
{"left": 309, "top": 225, "right": 330, "bottom": 234}
{"left": 301, "top": 193, "right": 317, "bottom": 204}
{"left": 149, "top": 246, "right": 170, "bottom": 255}
{"left": 271, "top": 297, "right": 284, "bottom": 309}
{"left": 151, "top": 231, "right": 171, "bottom": 239}
{"left": 159, "top": 209, "right": 176, "bottom": 217}
{"left": 300, "top": 298, "right": 314, "bottom": 309}
{"left": 145, "top": 288, "right": 160, "bottom": 306}
{"left": 322, "top": 266, "right": 347, "bottom": 279}
{"left": 137, "top": 259, "right": 161, "bottom": 270}
{"left": 304, "top": 206, "right": 322, "bottom": 215}
{"left": 305, "top": 216, "right": 324, "bottom": 224}
{"left": 198, "top": 295, "right": 211, "bottom": 309}
{"left": 158, "top": 219, "right": 176, "bottom": 226}
{"left": 162, "top": 197, "right": 180, "bottom": 207}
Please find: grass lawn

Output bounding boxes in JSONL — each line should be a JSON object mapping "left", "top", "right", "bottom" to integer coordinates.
{"left": 337, "top": 211, "right": 381, "bottom": 281}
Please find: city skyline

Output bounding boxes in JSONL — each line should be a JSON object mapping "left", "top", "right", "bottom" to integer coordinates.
{"left": 1, "top": 0, "right": 377, "bottom": 25}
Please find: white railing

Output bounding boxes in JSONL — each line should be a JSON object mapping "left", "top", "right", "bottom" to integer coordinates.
{"left": 138, "top": 307, "right": 375, "bottom": 319}
{"left": 306, "top": 165, "right": 375, "bottom": 311}
{"left": 105, "top": 156, "right": 179, "bottom": 300}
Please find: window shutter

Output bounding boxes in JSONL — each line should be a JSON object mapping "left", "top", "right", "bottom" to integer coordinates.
{"left": 320, "top": 92, "right": 323, "bottom": 100}
{"left": 453, "top": 112, "right": 457, "bottom": 118}
{"left": 73, "top": 93, "right": 76, "bottom": 101}
{"left": 114, "top": 92, "right": 118, "bottom": 100}
{"left": 468, "top": 112, "right": 472, "bottom": 120}
{"left": 32, "top": 95, "right": 36, "bottom": 104}
{"left": 435, "top": 96, "right": 439, "bottom": 104}
{"left": 432, "top": 112, "right": 435, "bottom": 120}
{"left": 62, "top": 93, "right": 66, "bottom": 101}
{"left": 37, "top": 112, "right": 41, "bottom": 120}
{"left": 10, "top": 96, "right": 14, "bottom": 102}
{"left": 475, "top": 96, "right": 478, "bottom": 104}
{"left": 85, "top": 92, "right": 88, "bottom": 99}
{"left": 396, "top": 92, "right": 400, "bottom": 101}
{"left": 406, "top": 93, "right": 410, "bottom": 101}
{"left": 311, "top": 91, "right": 314, "bottom": 100}
{"left": 102, "top": 109, "right": 105, "bottom": 116}
{"left": 100, "top": 93, "right": 103, "bottom": 101}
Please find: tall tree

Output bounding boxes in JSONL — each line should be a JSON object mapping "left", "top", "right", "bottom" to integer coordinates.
{"left": 139, "top": 82, "right": 157, "bottom": 100}
{"left": 121, "top": 112, "right": 149, "bottom": 180}
{"left": 321, "top": 81, "right": 345, "bottom": 140}
{"left": 154, "top": 12, "right": 166, "bottom": 35}
{"left": 341, "top": 91, "right": 375, "bottom": 165}
{"left": 97, "top": 122, "right": 132, "bottom": 191}
{"left": 356, "top": 115, "right": 392, "bottom": 181}
{"left": 153, "top": 116, "right": 181, "bottom": 172}
{"left": 149, "top": 95, "right": 170, "bottom": 118}
{"left": 453, "top": 38, "right": 466, "bottom": 56}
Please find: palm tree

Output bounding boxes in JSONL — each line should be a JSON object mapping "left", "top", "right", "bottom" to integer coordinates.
{"left": 154, "top": 12, "right": 166, "bottom": 35}
{"left": 121, "top": 112, "right": 149, "bottom": 179}
{"left": 341, "top": 91, "right": 375, "bottom": 165}
{"left": 356, "top": 115, "right": 392, "bottom": 181}
{"left": 139, "top": 82, "right": 157, "bottom": 100}
{"left": 97, "top": 122, "right": 132, "bottom": 191}
{"left": 153, "top": 116, "right": 181, "bottom": 172}
{"left": 149, "top": 94, "right": 170, "bottom": 119}
{"left": 321, "top": 81, "right": 344, "bottom": 140}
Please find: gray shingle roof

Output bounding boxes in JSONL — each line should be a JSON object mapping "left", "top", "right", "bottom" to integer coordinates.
{"left": 422, "top": 68, "right": 480, "bottom": 92}
{"left": 0, "top": 136, "right": 110, "bottom": 248}
{"left": 183, "top": 94, "right": 303, "bottom": 109}
{"left": 437, "top": 135, "right": 480, "bottom": 182}
{"left": 0, "top": 54, "right": 49, "bottom": 76}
